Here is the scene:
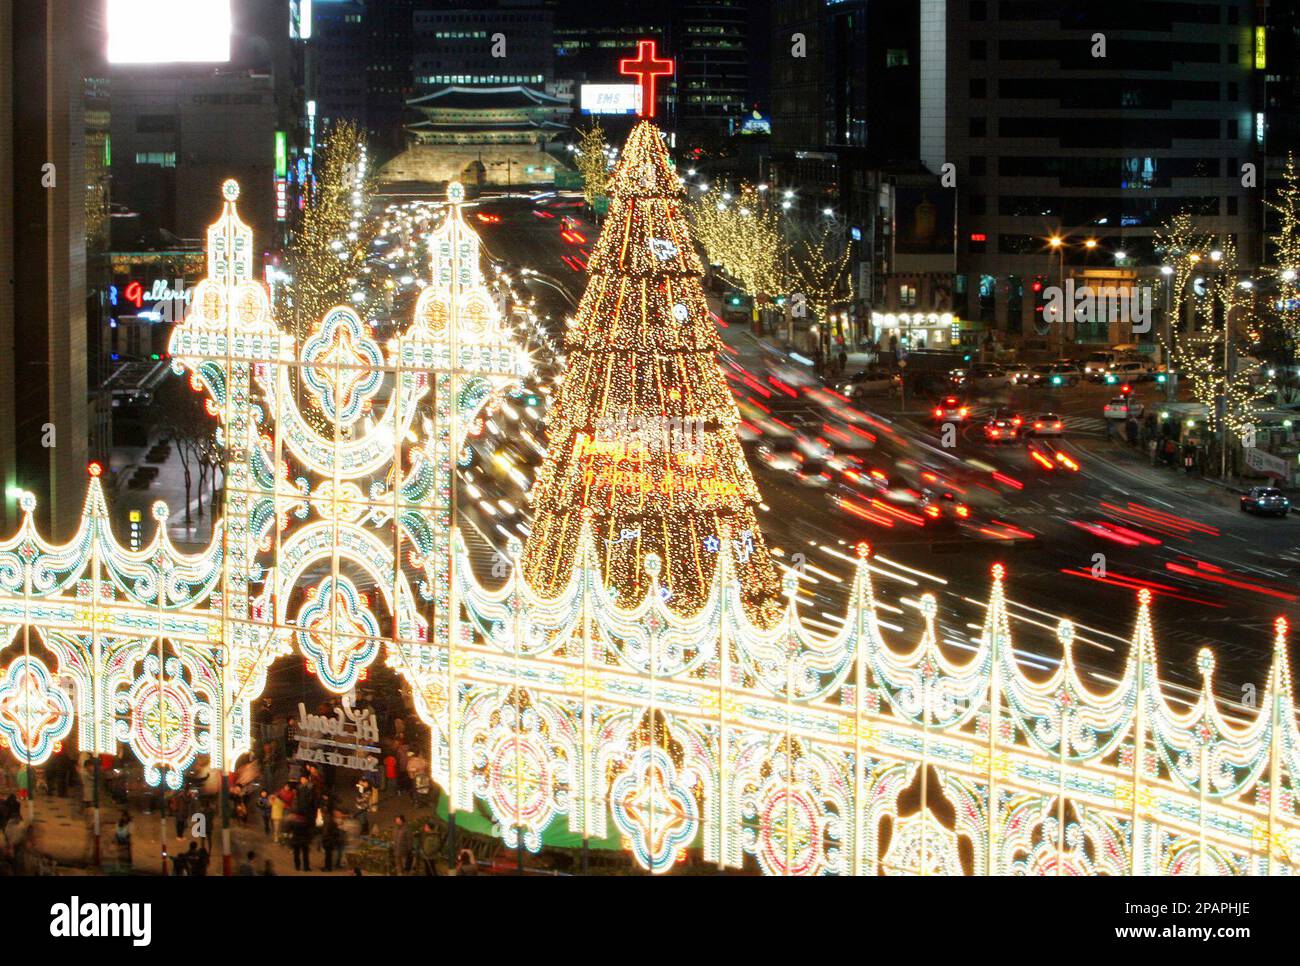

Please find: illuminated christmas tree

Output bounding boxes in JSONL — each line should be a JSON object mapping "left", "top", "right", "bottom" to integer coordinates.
{"left": 523, "top": 119, "right": 782, "bottom": 625}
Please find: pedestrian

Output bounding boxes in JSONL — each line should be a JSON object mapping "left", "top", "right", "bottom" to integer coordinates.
{"left": 321, "top": 811, "right": 343, "bottom": 872}
{"left": 258, "top": 789, "right": 272, "bottom": 836}
{"left": 455, "top": 848, "right": 478, "bottom": 876}
{"left": 838, "top": 348, "right": 848, "bottom": 376}
{"left": 383, "top": 749, "right": 398, "bottom": 793}
{"left": 290, "top": 816, "right": 313, "bottom": 872}
{"left": 260, "top": 858, "right": 276, "bottom": 876}
{"left": 417, "top": 821, "right": 441, "bottom": 876}
{"left": 80, "top": 757, "right": 95, "bottom": 814}
{"left": 169, "top": 792, "right": 185, "bottom": 840}
{"left": 238, "top": 850, "right": 256, "bottom": 876}
{"left": 274, "top": 781, "right": 294, "bottom": 842}
{"left": 390, "top": 815, "right": 412, "bottom": 876}
{"left": 195, "top": 841, "right": 210, "bottom": 876}
{"left": 181, "top": 841, "right": 200, "bottom": 876}
{"left": 354, "top": 779, "right": 372, "bottom": 836}
{"left": 114, "top": 812, "right": 132, "bottom": 867}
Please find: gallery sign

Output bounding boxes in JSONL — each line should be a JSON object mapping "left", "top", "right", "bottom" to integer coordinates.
{"left": 293, "top": 697, "right": 380, "bottom": 771}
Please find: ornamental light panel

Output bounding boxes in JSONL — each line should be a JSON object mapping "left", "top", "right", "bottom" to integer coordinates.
{"left": 0, "top": 156, "right": 1299, "bottom": 875}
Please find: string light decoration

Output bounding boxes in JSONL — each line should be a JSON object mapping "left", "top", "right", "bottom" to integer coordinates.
{"left": 1266, "top": 153, "right": 1300, "bottom": 401}
{"left": 1155, "top": 218, "right": 1266, "bottom": 438}
{"left": 686, "top": 182, "right": 785, "bottom": 301}
{"left": 575, "top": 121, "right": 611, "bottom": 208}
{"left": 521, "top": 119, "right": 784, "bottom": 626}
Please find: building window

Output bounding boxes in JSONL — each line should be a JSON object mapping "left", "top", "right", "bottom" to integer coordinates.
{"left": 970, "top": 155, "right": 986, "bottom": 176}
{"left": 970, "top": 78, "right": 986, "bottom": 98}
{"left": 970, "top": 39, "right": 986, "bottom": 60}
{"left": 969, "top": 117, "right": 986, "bottom": 137}
{"left": 886, "top": 49, "right": 909, "bottom": 67}
{"left": 969, "top": 0, "right": 987, "bottom": 19}
{"left": 899, "top": 284, "right": 918, "bottom": 307}
{"left": 134, "top": 152, "right": 176, "bottom": 167}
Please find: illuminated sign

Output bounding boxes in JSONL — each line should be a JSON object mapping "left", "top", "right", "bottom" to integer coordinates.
{"left": 291, "top": 0, "right": 313, "bottom": 40}
{"left": 1256, "top": 26, "right": 1266, "bottom": 70}
{"left": 121, "top": 279, "right": 191, "bottom": 309}
{"left": 580, "top": 84, "right": 641, "bottom": 115}
{"left": 275, "top": 131, "right": 288, "bottom": 177}
{"left": 106, "top": 0, "right": 231, "bottom": 64}
{"left": 276, "top": 178, "right": 289, "bottom": 221}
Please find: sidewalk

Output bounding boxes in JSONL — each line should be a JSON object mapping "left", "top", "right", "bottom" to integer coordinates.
{"left": 108, "top": 435, "right": 220, "bottom": 551}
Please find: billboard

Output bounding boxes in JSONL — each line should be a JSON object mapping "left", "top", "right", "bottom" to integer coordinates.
{"left": 893, "top": 187, "right": 955, "bottom": 256}
{"left": 107, "top": 0, "right": 232, "bottom": 64}
{"left": 580, "top": 84, "right": 641, "bottom": 115}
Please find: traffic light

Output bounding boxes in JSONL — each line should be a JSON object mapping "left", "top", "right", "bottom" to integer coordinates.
{"left": 1119, "top": 383, "right": 1132, "bottom": 397}
{"left": 1154, "top": 373, "right": 1167, "bottom": 384}
{"left": 729, "top": 295, "right": 742, "bottom": 307}
{"left": 1105, "top": 374, "right": 1117, "bottom": 385}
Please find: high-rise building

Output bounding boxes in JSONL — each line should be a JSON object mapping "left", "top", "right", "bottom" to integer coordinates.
{"left": 364, "top": 0, "right": 416, "bottom": 160}
{"left": 311, "top": 0, "right": 368, "bottom": 130}
{"left": 670, "top": 0, "right": 749, "bottom": 137}
{"left": 0, "top": 0, "right": 100, "bottom": 537}
{"left": 411, "top": 4, "right": 554, "bottom": 93}
{"left": 938, "top": 0, "right": 1259, "bottom": 345}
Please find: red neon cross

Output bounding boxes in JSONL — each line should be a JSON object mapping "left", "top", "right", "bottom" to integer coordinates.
{"left": 619, "top": 40, "right": 674, "bottom": 118}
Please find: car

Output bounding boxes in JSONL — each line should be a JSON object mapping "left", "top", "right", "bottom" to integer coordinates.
{"left": 756, "top": 437, "right": 801, "bottom": 472}
{"left": 1102, "top": 360, "right": 1152, "bottom": 384}
{"left": 1240, "top": 486, "right": 1292, "bottom": 517}
{"left": 1026, "top": 413, "right": 1065, "bottom": 437}
{"left": 932, "top": 395, "right": 970, "bottom": 422}
{"left": 1103, "top": 396, "right": 1145, "bottom": 420}
{"left": 966, "top": 364, "right": 1011, "bottom": 390}
{"left": 1004, "top": 364, "right": 1035, "bottom": 385}
{"left": 1045, "top": 362, "right": 1082, "bottom": 386}
{"left": 1083, "top": 351, "right": 1121, "bottom": 380}
{"left": 983, "top": 408, "right": 1024, "bottom": 443}
{"left": 840, "top": 368, "right": 896, "bottom": 398}
{"left": 794, "top": 459, "right": 833, "bottom": 488}
{"left": 918, "top": 489, "right": 972, "bottom": 527}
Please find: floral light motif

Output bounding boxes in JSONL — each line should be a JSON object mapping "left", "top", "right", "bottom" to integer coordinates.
{"left": 301, "top": 306, "right": 385, "bottom": 425}
{"left": 116, "top": 653, "right": 211, "bottom": 790}
{"left": 0, "top": 655, "right": 74, "bottom": 766}
{"left": 611, "top": 744, "right": 699, "bottom": 873}
{"left": 295, "top": 575, "right": 382, "bottom": 694}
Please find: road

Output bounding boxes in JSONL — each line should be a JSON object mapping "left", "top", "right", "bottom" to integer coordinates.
{"left": 392, "top": 189, "right": 1300, "bottom": 706}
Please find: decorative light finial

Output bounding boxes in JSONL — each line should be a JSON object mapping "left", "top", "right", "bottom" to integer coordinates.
{"left": 855, "top": 542, "right": 870, "bottom": 559}
{"left": 619, "top": 39, "right": 674, "bottom": 119}
{"left": 1138, "top": 588, "right": 1152, "bottom": 607}
{"left": 447, "top": 181, "right": 465, "bottom": 205}
{"left": 221, "top": 179, "right": 240, "bottom": 202}
{"left": 991, "top": 562, "right": 1005, "bottom": 581}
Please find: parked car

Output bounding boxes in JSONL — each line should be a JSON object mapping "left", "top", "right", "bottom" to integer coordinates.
{"left": 932, "top": 395, "right": 970, "bottom": 422}
{"left": 1240, "top": 487, "right": 1292, "bottom": 517}
{"left": 1026, "top": 413, "right": 1065, "bottom": 437}
{"left": 1103, "top": 396, "right": 1145, "bottom": 420}
{"left": 982, "top": 408, "right": 1024, "bottom": 443}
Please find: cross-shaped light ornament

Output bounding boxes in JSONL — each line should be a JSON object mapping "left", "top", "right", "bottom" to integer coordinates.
{"left": 619, "top": 39, "right": 674, "bottom": 118}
